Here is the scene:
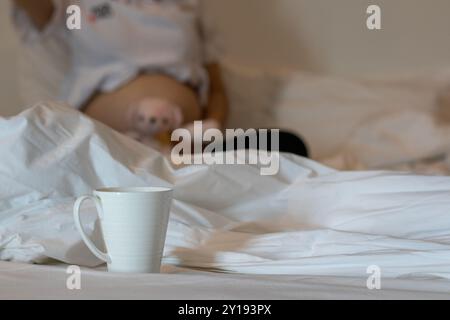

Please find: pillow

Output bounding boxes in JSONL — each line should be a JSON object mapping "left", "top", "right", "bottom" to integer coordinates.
{"left": 17, "top": 39, "right": 70, "bottom": 107}
{"left": 221, "top": 59, "right": 279, "bottom": 130}
{"left": 11, "top": 0, "right": 70, "bottom": 107}
{"left": 273, "top": 70, "right": 450, "bottom": 158}
{"left": 321, "top": 109, "right": 450, "bottom": 171}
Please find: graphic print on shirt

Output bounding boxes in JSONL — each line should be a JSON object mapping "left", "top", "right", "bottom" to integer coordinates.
{"left": 87, "top": 2, "right": 114, "bottom": 24}
{"left": 85, "top": 0, "right": 170, "bottom": 24}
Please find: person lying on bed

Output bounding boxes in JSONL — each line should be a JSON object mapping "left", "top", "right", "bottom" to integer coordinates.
{"left": 12, "top": 0, "right": 228, "bottom": 146}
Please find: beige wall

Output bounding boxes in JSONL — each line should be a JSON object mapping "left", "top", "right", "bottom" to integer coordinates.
{"left": 2, "top": 0, "right": 450, "bottom": 115}
{"left": 204, "top": 0, "right": 450, "bottom": 74}
{"left": 0, "top": 1, "right": 21, "bottom": 116}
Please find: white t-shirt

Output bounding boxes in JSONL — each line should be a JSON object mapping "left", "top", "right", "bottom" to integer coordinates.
{"left": 13, "top": 0, "right": 215, "bottom": 108}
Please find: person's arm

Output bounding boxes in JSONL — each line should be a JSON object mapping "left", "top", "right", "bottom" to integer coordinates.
{"left": 13, "top": 0, "right": 54, "bottom": 30}
{"left": 204, "top": 63, "right": 229, "bottom": 129}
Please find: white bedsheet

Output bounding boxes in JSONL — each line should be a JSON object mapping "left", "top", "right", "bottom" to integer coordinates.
{"left": 2, "top": 261, "right": 450, "bottom": 300}
{"left": 322, "top": 109, "right": 450, "bottom": 174}
{"left": 1, "top": 103, "right": 450, "bottom": 282}
{"left": 274, "top": 68, "right": 450, "bottom": 159}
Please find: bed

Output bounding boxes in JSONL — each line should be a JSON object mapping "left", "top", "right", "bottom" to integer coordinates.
{"left": 1, "top": 100, "right": 450, "bottom": 299}
{"left": 2, "top": 262, "right": 450, "bottom": 300}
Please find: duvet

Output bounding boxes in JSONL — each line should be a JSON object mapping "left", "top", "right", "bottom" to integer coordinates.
{"left": 1, "top": 102, "right": 450, "bottom": 279}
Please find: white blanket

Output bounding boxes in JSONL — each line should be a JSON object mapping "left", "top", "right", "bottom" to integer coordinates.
{"left": 322, "top": 109, "right": 450, "bottom": 174}
{"left": 1, "top": 102, "right": 450, "bottom": 279}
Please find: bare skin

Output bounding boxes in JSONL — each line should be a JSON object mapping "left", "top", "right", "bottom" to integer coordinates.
{"left": 204, "top": 64, "right": 229, "bottom": 127}
{"left": 83, "top": 74, "right": 202, "bottom": 132}
{"left": 13, "top": 0, "right": 229, "bottom": 132}
{"left": 436, "top": 87, "right": 450, "bottom": 125}
{"left": 14, "top": 0, "right": 54, "bottom": 30}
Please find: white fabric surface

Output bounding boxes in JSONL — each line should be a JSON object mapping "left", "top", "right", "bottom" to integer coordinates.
{"left": 2, "top": 261, "right": 450, "bottom": 300}
{"left": 1, "top": 103, "right": 450, "bottom": 281}
{"left": 275, "top": 69, "right": 450, "bottom": 158}
{"left": 321, "top": 109, "right": 450, "bottom": 174}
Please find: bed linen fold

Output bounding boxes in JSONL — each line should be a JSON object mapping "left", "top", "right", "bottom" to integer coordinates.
{"left": 1, "top": 102, "right": 450, "bottom": 279}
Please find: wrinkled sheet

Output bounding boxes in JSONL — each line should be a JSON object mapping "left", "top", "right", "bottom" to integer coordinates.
{"left": 274, "top": 68, "right": 450, "bottom": 159}
{"left": 322, "top": 109, "right": 450, "bottom": 174}
{"left": 1, "top": 103, "right": 450, "bottom": 280}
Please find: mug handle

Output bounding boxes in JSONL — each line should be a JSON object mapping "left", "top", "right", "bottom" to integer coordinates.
{"left": 73, "top": 195, "right": 111, "bottom": 264}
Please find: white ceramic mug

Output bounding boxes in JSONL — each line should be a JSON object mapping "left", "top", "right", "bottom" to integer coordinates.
{"left": 73, "top": 187, "right": 173, "bottom": 273}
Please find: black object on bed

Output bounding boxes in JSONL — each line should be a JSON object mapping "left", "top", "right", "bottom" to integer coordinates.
{"left": 222, "top": 130, "right": 309, "bottom": 158}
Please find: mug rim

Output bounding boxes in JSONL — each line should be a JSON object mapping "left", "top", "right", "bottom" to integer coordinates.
{"left": 94, "top": 187, "right": 172, "bottom": 194}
